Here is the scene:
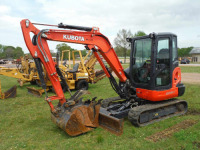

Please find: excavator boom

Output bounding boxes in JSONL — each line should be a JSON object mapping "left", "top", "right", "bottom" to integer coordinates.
{"left": 21, "top": 19, "right": 124, "bottom": 136}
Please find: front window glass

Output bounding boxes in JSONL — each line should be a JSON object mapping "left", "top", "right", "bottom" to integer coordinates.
{"left": 172, "top": 37, "right": 178, "bottom": 62}
{"left": 156, "top": 38, "right": 170, "bottom": 86}
{"left": 132, "top": 38, "right": 152, "bottom": 84}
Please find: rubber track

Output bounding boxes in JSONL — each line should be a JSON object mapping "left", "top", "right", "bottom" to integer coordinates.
{"left": 128, "top": 99, "right": 188, "bottom": 127}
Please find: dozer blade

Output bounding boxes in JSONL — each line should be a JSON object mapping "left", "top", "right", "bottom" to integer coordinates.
{"left": 51, "top": 90, "right": 123, "bottom": 136}
{"left": 1, "top": 85, "right": 17, "bottom": 99}
{"left": 99, "top": 107, "right": 123, "bottom": 136}
{"left": 26, "top": 87, "right": 44, "bottom": 97}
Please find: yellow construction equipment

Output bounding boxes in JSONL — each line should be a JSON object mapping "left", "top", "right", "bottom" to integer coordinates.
{"left": 0, "top": 55, "right": 39, "bottom": 86}
{"left": 60, "top": 50, "right": 111, "bottom": 84}
{"left": 0, "top": 80, "right": 17, "bottom": 99}
{"left": 27, "top": 50, "right": 110, "bottom": 97}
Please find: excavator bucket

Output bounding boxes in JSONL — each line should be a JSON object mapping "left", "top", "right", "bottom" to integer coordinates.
{"left": 26, "top": 87, "right": 45, "bottom": 97}
{"left": 51, "top": 102, "right": 100, "bottom": 136}
{"left": 51, "top": 90, "right": 123, "bottom": 136}
{"left": 0, "top": 85, "right": 17, "bottom": 99}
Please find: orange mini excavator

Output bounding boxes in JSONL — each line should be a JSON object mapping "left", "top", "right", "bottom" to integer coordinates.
{"left": 21, "top": 19, "right": 187, "bottom": 136}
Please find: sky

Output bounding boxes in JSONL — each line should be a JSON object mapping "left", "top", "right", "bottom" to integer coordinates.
{"left": 0, "top": 0, "right": 200, "bottom": 53}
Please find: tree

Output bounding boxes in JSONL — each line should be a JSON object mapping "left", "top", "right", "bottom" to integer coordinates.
{"left": 0, "top": 45, "right": 24, "bottom": 59}
{"left": 81, "top": 49, "right": 87, "bottom": 57}
{"left": 178, "top": 47, "right": 193, "bottom": 57}
{"left": 134, "top": 31, "right": 146, "bottom": 37}
{"left": 4, "top": 46, "right": 15, "bottom": 58}
{"left": 114, "top": 29, "right": 133, "bottom": 63}
{"left": 56, "top": 43, "right": 75, "bottom": 60}
{"left": 114, "top": 46, "right": 124, "bottom": 57}
{"left": 114, "top": 30, "right": 146, "bottom": 63}
{"left": 14, "top": 47, "right": 24, "bottom": 59}
{"left": 0, "top": 44, "right": 4, "bottom": 53}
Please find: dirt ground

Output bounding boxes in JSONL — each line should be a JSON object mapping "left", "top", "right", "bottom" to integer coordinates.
{"left": 182, "top": 73, "right": 200, "bottom": 85}
{"left": 146, "top": 120, "right": 198, "bottom": 142}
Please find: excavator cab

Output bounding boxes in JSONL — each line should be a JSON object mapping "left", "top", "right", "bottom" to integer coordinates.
{"left": 128, "top": 33, "right": 185, "bottom": 101}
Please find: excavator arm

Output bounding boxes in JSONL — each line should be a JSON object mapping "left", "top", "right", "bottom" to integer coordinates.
{"left": 21, "top": 19, "right": 124, "bottom": 136}
{"left": 21, "top": 19, "right": 127, "bottom": 98}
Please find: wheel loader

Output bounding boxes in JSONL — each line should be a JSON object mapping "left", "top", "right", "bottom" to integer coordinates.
{"left": 20, "top": 19, "right": 187, "bottom": 136}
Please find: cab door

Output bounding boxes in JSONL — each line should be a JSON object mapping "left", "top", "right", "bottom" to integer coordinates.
{"left": 155, "top": 37, "right": 171, "bottom": 89}
{"left": 129, "top": 36, "right": 153, "bottom": 89}
{"left": 154, "top": 34, "right": 177, "bottom": 90}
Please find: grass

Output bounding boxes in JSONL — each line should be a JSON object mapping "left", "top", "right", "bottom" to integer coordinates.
{"left": 0, "top": 76, "right": 200, "bottom": 150}
{"left": 180, "top": 66, "right": 200, "bottom": 73}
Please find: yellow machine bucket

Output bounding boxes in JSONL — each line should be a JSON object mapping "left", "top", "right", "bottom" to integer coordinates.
{"left": 26, "top": 87, "right": 46, "bottom": 97}
{"left": 0, "top": 80, "right": 17, "bottom": 99}
{"left": 94, "top": 68, "right": 113, "bottom": 83}
{"left": 51, "top": 90, "right": 123, "bottom": 136}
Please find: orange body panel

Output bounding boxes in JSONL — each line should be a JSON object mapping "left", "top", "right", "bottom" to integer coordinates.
{"left": 136, "top": 67, "right": 182, "bottom": 101}
{"left": 136, "top": 87, "right": 178, "bottom": 101}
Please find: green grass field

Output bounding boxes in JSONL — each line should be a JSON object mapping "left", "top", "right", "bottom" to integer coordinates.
{"left": 180, "top": 66, "right": 200, "bottom": 73}
{"left": 0, "top": 75, "right": 200, "bottom": 149}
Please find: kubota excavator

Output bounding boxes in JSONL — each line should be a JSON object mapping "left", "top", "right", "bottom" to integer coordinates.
{"left": 20, "top": 19, "right": 187, "bottom": 136}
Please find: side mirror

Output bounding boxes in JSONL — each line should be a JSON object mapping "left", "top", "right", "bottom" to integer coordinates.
{"left": 149, "top": 32, "right": 156, "bottom": 39}
{"left": 126, "top": 38, "right": 132, "bottom": 43}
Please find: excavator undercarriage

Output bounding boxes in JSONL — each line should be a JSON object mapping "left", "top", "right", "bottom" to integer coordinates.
{"left": 101, "top": 97, "right": 187, "bottom": 127}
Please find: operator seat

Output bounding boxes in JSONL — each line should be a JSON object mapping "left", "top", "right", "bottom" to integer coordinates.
{"left": 68, "top": 63, "right": 79, "bottom": 73}
{"left": 156, "top": 48, "right": 170, "bottom": 86}
{"left": 157, "top": 48, "right": 169, "bottom": 65}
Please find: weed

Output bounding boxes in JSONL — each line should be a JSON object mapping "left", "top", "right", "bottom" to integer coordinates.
{"left": 97, "top": 135, "right": 104, "bottom": 143}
